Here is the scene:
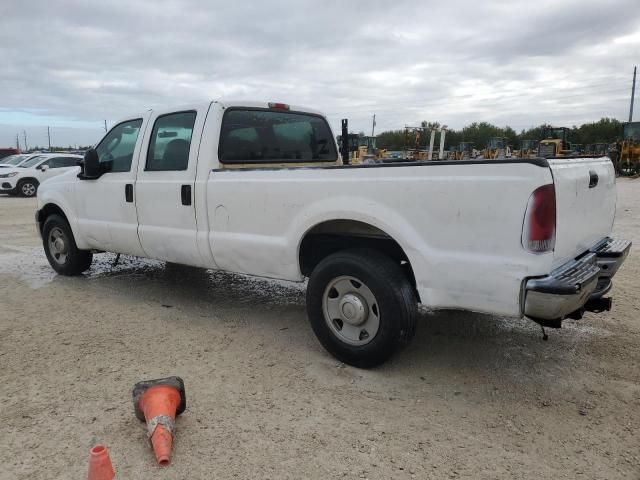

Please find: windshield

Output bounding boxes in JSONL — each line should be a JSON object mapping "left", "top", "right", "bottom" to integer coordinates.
{"left": 20, "top": 155, "right": 47, "bottom": 168}
{"left": 0, "top": 154, "right": 27, "bottom": 165}
{"left": 544, "top": 128, "right": 567, "bottom": 140}
{"left": 623, "top": 122, "right": 640, "bottom": 141}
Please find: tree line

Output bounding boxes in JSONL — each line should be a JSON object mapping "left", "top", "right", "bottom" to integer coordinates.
{"left": 375, "top": 117, "right": 625, "bottom": 151}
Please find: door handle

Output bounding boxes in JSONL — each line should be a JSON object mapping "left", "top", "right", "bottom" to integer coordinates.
{"left": 588, "top": 170, "right": 599, "bottom": 188}
{"left": 181, "top": 185, "right": 192, "bottom": 206}
{"left": 125, "top": 184, "right": 133, "bottom": 202}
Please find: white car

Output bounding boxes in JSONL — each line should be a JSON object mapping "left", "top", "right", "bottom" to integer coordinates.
{"left": 35, "top": 100, "right": 630, "bottom": 367}
{"left": 0, "top": 153, "right": 40, "bottom": 168}
{"left": 0, "top": 153, "right": 83, "bottom": 197}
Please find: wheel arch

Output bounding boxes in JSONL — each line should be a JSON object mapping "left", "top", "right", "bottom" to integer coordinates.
{"left": 37, "top": 203, "right": 70, "bottom": 233}
{"left": 17, "top": 177, "right": 39, "bottom": 193}
{"left": 36, "top": 201, "right": 88, "bottom": 250}
{"left": 298, "top": 219, "right": 420, "bottom": 301}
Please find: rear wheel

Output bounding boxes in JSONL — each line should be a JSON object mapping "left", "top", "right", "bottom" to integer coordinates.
{"left": 306, "top": 248, "right": 417, "bottom": 368}
{"left": 42, "top": 214, "right": 93, "bottom": 275}
{"left": 18, "top": 179, "right": 39, "bottom": 197}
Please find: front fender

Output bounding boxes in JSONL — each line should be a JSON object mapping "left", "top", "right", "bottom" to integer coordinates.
{"left": 37, "top": 183, "right": 87, "bottom": 250}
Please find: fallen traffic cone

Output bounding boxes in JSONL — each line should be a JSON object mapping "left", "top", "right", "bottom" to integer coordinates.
{"left": 132, "top": 376, "right": 186, "bottom": 466}
{"left": 87, "top": 444, "right": 115, "bottom": 480}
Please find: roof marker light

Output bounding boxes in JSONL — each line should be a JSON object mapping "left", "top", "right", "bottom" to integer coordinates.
{"left": 268, "top": 102, "right": 290, "bottom": 110}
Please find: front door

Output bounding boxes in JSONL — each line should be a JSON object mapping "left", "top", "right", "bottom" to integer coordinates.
{"left": 75, "top": 117, "right": 148, "bottom": 256}
{"left": 135, "top": 109, "right": 204, "bottom": 266}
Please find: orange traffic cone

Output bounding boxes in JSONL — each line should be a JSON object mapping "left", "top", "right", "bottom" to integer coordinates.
{"left": 87, "top": 444, "right": 115, "bottom": 480}
{"left": 132, "top": 376, "right": 186, "bottom": 466}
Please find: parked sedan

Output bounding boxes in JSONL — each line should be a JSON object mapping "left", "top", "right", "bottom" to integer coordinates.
{"left": 0, "top": 153, "right": 83, "bottom": 197}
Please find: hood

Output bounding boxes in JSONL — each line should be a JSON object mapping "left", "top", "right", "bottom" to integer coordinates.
{"left": 0, "top": 168, "right": 23, "bottom": 175}
{"left": 41, "top": 166, "right": 81, "bottom": 185}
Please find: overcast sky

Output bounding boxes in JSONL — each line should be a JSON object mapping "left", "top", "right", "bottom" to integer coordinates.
{"left": 1, "top": 0, "right": 639, "bottom": 148}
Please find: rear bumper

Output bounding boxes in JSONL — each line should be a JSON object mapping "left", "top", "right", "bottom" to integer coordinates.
{"left": 524, "top": 237, "right": 631, "bottom": 321}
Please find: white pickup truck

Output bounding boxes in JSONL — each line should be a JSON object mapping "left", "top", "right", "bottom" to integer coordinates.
{"left": 36, "top": 101, "right": 630, "bottom": 367}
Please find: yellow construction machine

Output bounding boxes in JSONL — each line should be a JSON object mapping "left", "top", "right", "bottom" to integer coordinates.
{"left": 338, "top": 134, "right": 379, "bottom": 164}
{"left": 451, "top": 142, "right": 476, "bottom": 160}
{"left": 482, "top": 137, "right": 511, "bottom": 159}
{"left": 516, "top": 139, "right": 538, "bottom": 158}
{"left": 618, "top": 121, "right": 640, "bottom": 175}
{"left": 537, "top": 127, "right": 572, "bottom": 158}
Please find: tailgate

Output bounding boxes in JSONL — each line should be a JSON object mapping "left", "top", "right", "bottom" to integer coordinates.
{"left": 549, "top": 157, "right": 616, "bottom": 267}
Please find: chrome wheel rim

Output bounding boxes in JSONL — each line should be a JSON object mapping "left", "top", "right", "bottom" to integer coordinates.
{"left": 48, "top": 227, "right": 69, "bottom": 264}
{"left": 322, "top": 276, "right": 380, "bottom": 346}
{"left": 22, "top": 183, "right": 36, "bottom": 196}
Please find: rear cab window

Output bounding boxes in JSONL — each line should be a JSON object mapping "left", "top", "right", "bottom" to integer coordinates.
{"left": 218, "top": 108, "right": 337, "bottom": 166}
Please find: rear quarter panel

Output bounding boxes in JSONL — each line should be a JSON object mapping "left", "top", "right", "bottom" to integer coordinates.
{"left": 206, "top": 162, "right": 554, "bottom": 317}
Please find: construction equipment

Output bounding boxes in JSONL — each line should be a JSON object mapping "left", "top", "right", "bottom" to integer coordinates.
{"left": 482, "top": 137, "right": 511, "bottom": 159}
{"left": 593, "top": 143, "right": 609, "bottom": 156}
{"left": 338, "top": 132, "right": 378, "bottom": 164}
{"left": 452, "top": 142, "right": 476, "bottom": 160}
{"left": 570, "top": 143, "right": 584, "bottom": 156}
{"left": 537, "top": 127, "right": 572, "bottom": 157}
{"left": 618, "top": 121, "right": 640, "bottom": 175}
{"left": 516, "top": 139, "right": 539, "bottom": 158}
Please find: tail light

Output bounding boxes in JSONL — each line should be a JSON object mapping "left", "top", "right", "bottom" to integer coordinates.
{"left": 522, "top": 184, "right": 556, "bottom": 253}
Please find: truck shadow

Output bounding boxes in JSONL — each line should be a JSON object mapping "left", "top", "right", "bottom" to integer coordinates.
{"left": 48, "top": 253, "right": 603, "bottom": 387}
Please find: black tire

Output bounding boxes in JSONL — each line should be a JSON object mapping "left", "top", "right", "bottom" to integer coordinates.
{"left": 42, "top": 214, "right": 93, "bottom": 275}
{"left": 306, "top": 248, "right": 417, "bottom": 368}
{"left": 17, "top": 178, "right": 39, "bottom": 197}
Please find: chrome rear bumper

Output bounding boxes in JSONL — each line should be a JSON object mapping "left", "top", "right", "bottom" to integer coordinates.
{"left": 524, "top": 238, "right": 631, "bottom": 321}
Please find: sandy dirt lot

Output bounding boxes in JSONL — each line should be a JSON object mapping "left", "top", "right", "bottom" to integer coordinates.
{"left": 0, "top": 180, "right": 639, "bottom": 479}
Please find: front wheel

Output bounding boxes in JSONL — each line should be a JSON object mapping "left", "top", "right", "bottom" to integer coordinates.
{"left": 42, "top": 214, "right": 93, "bottom": 275}
{"left": 306, "top": 249, "right": 417, "bottom": 368}
{"left": 18, "top": 179, "right": 39, "bottom": 197}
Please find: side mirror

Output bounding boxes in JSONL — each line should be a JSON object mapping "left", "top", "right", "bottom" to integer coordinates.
{"left": 39, "top": 164, "right": 49, "bottom": 172}
{"left": 82, "top": 148, "right": 101, "bottom": 179}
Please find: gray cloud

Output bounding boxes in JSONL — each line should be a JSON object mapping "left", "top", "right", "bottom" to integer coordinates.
{"left": 0, "top": 0, "right": 638, "bottom": 147}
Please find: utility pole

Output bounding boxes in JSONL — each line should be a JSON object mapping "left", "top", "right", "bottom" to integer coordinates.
{"left": 16, "top": 133, "right": 20, "bottom": 150}
{"left": 22, "top": 130, "right": 28, "bottom": 151}
{"left": 368, "top": 114, "right": 376, "bottom": 154}
{"left": 104, "top": 120, "right": 108, "bottom": 132}
{"left": 630, "top": 66, "right": 637, "bottom": 122}
{"left": 47, "top": 126, "right": 51, "bottom": 151}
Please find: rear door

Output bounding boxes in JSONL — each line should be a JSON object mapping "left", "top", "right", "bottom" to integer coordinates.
{"left": 549, "top": 157, "right": 616, "bottom": 267}
{"left": 135, "top": 108, "right": 206, "bottom": 266}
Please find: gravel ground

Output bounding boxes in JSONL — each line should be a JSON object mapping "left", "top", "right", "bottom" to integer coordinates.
{"left": 0, "top": 180, "right": 639, "bottom": 480}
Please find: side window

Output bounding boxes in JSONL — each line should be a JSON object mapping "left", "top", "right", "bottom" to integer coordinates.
{"left": 95, "top": 119, "right": 143, "bottom": 172}
{"left": 48, "top": 157, "right": 78, "bottom": 168}
{"left": 219, "top": 109, "right": 337, "bottom": 164}
{"left": 146, "top": 111, "right": 197, "bottom": 171}
{"left": 47, "top": 157, "right": 65, "bottom": 168}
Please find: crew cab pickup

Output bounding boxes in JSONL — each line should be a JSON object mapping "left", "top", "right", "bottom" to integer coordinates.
{"left": 36, "top": 101, "right": 630, "bottom": 367}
